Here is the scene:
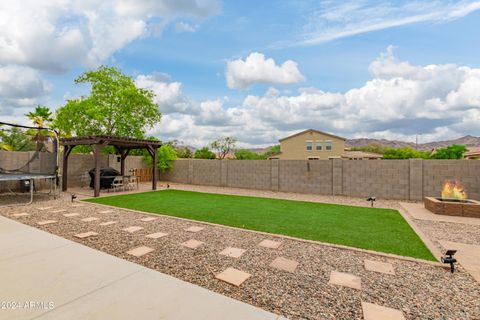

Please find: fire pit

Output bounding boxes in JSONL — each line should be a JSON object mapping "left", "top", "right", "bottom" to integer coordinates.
{"left": 424, "top": 180, "right": 480, "bottom": 218}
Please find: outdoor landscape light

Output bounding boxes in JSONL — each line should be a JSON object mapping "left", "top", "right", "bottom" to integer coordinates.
{"left": 366, "top": 196, "right": 376, "bottom": 207}
{"left": 441, "top": 249, "right": 457, "bottom": 273}
{"left": 71, "top": 193, "right": 77, "bottom": 202}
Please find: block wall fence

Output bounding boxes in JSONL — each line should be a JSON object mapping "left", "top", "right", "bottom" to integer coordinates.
{"left": 2, "top": 151, "right": 479, "bottom": 201}
{"left": 161, "top": 159, "right": 480, "bottom": 201}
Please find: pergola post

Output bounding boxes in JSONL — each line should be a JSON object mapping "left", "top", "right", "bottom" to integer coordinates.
{"left": 119, "top": 149, "right": 130, "bottom": 176}
{"left": 93, "top": 142, "right": 107, "bottom": 197}
{"left": 152, "top": 146, "right": 158, "bottom": 190}
{"left": 62, "top": 145, "right": 73, "bottom": 191}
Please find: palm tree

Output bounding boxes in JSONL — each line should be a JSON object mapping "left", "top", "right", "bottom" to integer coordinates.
{"left": 25, "top": 106, "right": 53, "bottom": 151}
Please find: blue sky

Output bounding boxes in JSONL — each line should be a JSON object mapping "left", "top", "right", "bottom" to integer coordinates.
{"left": 1, "top": 0, "right": 480, "bottom": 147}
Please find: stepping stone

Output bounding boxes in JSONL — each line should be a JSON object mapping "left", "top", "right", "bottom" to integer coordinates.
{"left": 63, "top": 213, "right": 80, "bottom": 217}
{"left": 51, "top": 209, "right": 67, "bottom": 213}
{"left": 215, "top": 267, "right": 251, "bottom": 286}
{"left": 140, "top": 217, "right": 158, "bottom": 222}
{"left": 185, "top": 226, "right": 204, "bottom": 233}
{"left": 123, "top": 226, "right": 143, "bottom": 233}
{"left": 146, "top": 232, "right": 168, "bottom": 239}
{"left": 99, "top": 210, "right": 114, "bottom": 214}
{"left": 269, "top": 257, "right": 299, "bottom": 273}
{"left": 329, "top": 271, "right": 361, "bottom": 290}
{"left": 71, "top": 204, "right": 84, "bottom": 207}
{"left": 364, "top": 259, "right": 395, "bottom": 275}
{"left": 74, "top": 231, "right": 98, "bottom": 239}
{"left": 258, "top": 239, "right": 282, "bottom": 249}
{"left": 126, "top": 246, "right": 154, "bottom": 257}
{"left": 99, "top": 221, "right": 117, "bottom": 226}
{"left": 13, "top": 213, "right": 29, "bottom": 217}
{"left": 181, "top": 239, "right": 204, "bottom": 249}
{"left": 81, "top": 217, "right": 99, "bottom": 222}
{"left": 38, "top": 207, "right": 53, "bottom": 211}
{"left": 219, "top": 247, "right": 246, "bottom": 258}
{"left": 362, "top": 302, "right": 405, "bottom": 320}
{"left": 37, "top": 220, "right": 57, "bottom": 225}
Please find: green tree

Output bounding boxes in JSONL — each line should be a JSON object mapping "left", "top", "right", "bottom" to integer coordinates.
{"left": 175, "top": 146, "right": 193, "bottom": 158}
{"left": 430, "top": 144, "right": 467, "bottom": 159}
{"left": 234, "top": 149, "right": 265, "bottom": 160}
{"left": 194, "top": 147, "right": 216, "bottom": 159}
{"left": 210, "top": 137, "right": 236, "bottom": 159}
{"left": 263, "top": 145, "right": 281, "bottom": 158}
{"left": 25, "top": 105, "right": 54, "bottom": 151}
{"left": 54, "top": 65, "right": 161, "bottom": 139}
{"left": 144, "top": 144, "right": 177, "bottom": 172}
{"left": 383, "top": 147, "right": 430, "bottom": 159}
{"left": 0, "top": 127, "right": 35, "bottom": 151}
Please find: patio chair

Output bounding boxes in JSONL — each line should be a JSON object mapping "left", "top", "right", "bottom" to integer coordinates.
{"left": 109, "top": 176, "right": 124, "bottom": 192}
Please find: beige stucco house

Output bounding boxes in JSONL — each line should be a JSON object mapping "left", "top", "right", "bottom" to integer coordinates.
{"left": 268, "top": 129, "right": 346, "bottom": 160}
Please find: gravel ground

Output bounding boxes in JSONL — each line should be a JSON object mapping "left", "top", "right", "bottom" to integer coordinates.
{"left": 2, "top": 194, "right": 480, "bottom": 319}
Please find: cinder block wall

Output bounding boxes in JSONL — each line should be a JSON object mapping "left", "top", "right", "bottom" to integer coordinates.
{"left": 161, "top": 159, "right": 480, "bottom": 201}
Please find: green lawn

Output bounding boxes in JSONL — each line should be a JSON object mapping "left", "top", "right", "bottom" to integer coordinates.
{"left": 85, "top": 189, "right": 435, "bottom": 260}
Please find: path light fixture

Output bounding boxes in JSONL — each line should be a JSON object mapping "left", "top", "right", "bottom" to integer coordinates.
{"left": 441, "top": 249, "right": 457, "bottom": 273}
{"left": 367, "top": 196, "right": 376, "bottom": 207}
{"left": 71, "top": 193, "right": 77, "bottom": 202}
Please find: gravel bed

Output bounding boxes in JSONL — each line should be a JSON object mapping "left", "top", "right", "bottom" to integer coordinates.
{"left": 414, "top": 219, "right": 480, "bottom": 247}
{"left": 2, "top": 196, "right": 480, "bottom": 320}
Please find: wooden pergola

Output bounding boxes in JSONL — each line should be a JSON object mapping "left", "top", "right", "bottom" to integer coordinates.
{"left": 60, "top": 136, "right": 161, "bottom": 197}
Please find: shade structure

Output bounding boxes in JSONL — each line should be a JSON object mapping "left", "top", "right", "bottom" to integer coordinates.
{"left": 60, "top": 135, "right": 161, "bottom": 197}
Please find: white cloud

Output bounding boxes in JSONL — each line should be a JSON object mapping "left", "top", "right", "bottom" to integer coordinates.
{"left": 293, "top": 1, "right": 480, "bottom": 46}
{"left": 0, "top": 65, "right": 52, "bottom": 114}
{"left": 0, "top": 0, "right": 220, "bottom": 72}
{"left": 175, "top": 21, "right": 197, "bottom": 33}
{"left": 148, "top": 47, "right": 480, "bottom": 147}
{"left": 226, "top": 52, "right": 305, "bottom": 89}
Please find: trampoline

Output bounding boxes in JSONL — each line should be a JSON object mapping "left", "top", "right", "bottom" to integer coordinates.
{"left": 0, "top": 121, "right": 59, "bottom": 207}
{"left": 0, "top": 173, "right": 57, "bottom": 206}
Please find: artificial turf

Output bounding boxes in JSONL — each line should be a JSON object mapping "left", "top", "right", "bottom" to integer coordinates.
{"left": 85, "top": 189, "right": 436, "bottom": 261}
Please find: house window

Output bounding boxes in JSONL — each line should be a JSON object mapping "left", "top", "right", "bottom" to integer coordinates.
{"left": 306, "top": 141, "right": 312, "bottom": 151}
{"left": 325, "top": 141, "right": 332, "bottom": 151}
{"left": 316, "top": 141, "right": 322, "bottom": 151}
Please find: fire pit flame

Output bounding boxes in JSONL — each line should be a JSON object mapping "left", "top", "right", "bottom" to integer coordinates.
{"left": 441, "top": 180, "right": 467, "bottom": 200}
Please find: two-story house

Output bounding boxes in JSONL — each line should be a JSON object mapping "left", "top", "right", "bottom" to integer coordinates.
{"left": 268, "top": 129, "right": 346, "bottom": 160}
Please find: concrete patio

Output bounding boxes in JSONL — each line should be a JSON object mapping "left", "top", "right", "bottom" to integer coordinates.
{"left": 0, "top": 215, "right": 282, "bottom": 320}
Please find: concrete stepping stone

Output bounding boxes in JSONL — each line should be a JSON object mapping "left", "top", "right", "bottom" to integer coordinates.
{"left": 99, "top": 210, "right": 114, "bottom": 214}
{"left": 99, "top": 221, "right": 117, "bottom": 226}
{"left": 258, "top": 239, "right": 282, "bottom": 249}
{"left": 181, "top": 239, "right": 204, "bottom": 249}
{"left": 38, "top": 206, "right": 53, "bottom": 211}
{"left": 140, "top": 217, "right": 158, "bottom": 222}
{"left": 215, "top": 267, "right": 251, "bottom": 286}
{"left": 123, "top": 226, "right": 143, "bottom": 233}
{"left": 37, "top": 220, "right": 57, "bottom": 225}
{"left": 329, "top": 271, "right": 361, "bottom": 290}
{"left": 126, "top": 246, "right": 154, "bottom": 257}
{"left": 13, "top": 213, "right": 29, "bottom": 217}
{"left": 81, "top": 217, "right": 99, "bottom": 222}
{"left": 63, "top": 213, "right": 80, "bottom": 217}
{"left": 361, "top": 302, "right": 405, "bottom": 320}
{"left": 185, "top": 226, "right": 204, "bottom": 233}
{"left": 74, "top": 231, "right": 98, "bottom": 239}
{"left": 219, "top": 247, "right": 246, "bottom": 258}
{"left": 146, "top": 232, "right": 168, "bottom": 239}
{"left": 71, "top": 204, "right": 84, "bottom": 207}
{"left": 364, "top": 259, "right": 395, "bottom": 275}
{"left": 269, "top": 257, "right": 299, "bottom": 273}
{"left": 51, "top": 209, "right": 67, "bottom": 213}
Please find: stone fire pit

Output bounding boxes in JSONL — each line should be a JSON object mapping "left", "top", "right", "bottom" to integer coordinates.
{"left": 424, "top": 196, "right": 480, "bottom": 218}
